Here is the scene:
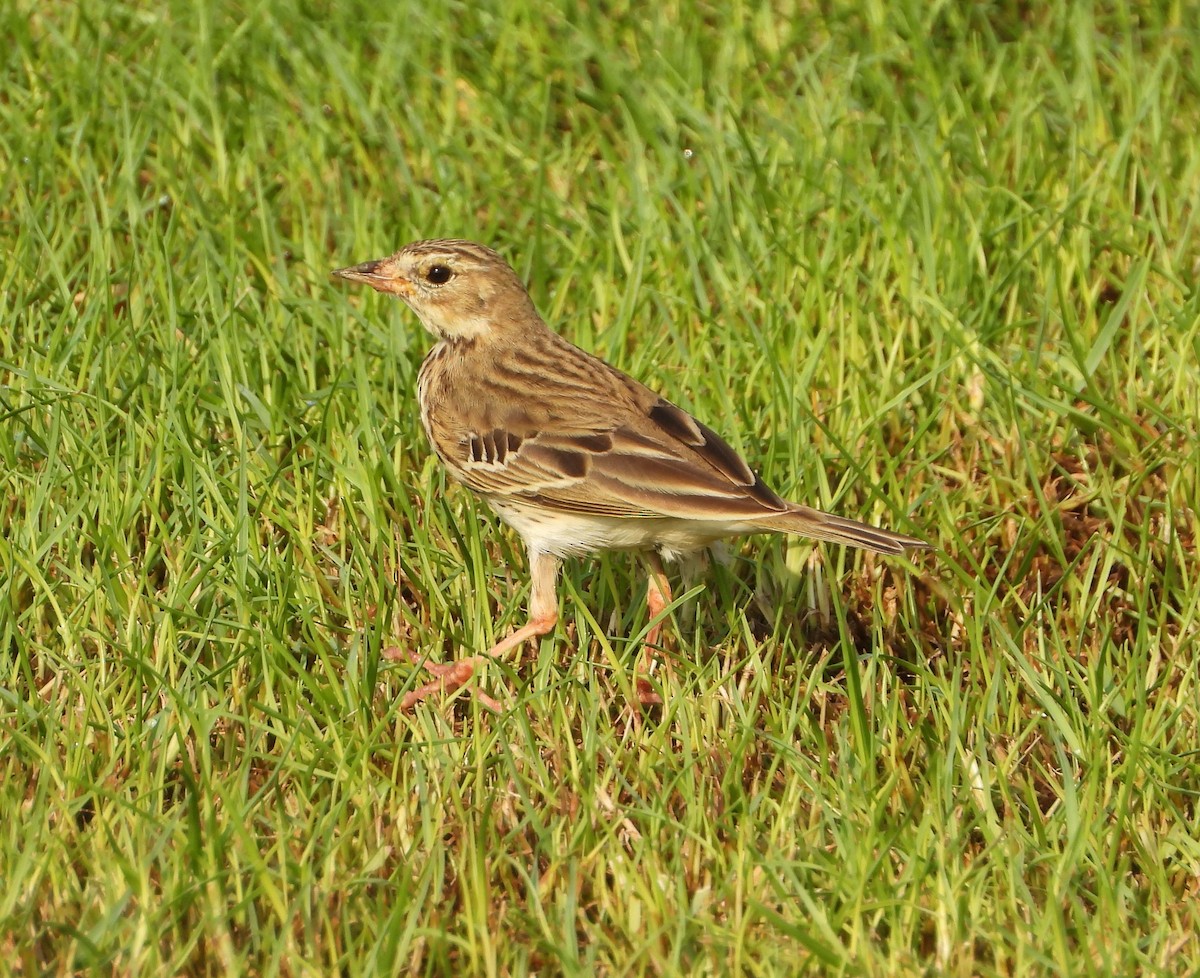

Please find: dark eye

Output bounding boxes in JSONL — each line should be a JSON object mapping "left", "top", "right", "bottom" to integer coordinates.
{"left": 425, "top": 264, "right": 453, "bottom": 284}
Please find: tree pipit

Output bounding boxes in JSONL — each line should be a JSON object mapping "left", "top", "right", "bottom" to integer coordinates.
{"left": 334, "top": 240, "right": 925, "bottom": 709}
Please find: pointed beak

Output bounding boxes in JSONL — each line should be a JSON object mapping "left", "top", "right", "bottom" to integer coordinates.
{"left": 332, "top": 258, "right": 412, "bottom": 296}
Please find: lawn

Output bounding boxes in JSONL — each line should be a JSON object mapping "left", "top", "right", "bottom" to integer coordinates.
{"left": 2, "top": 1, "right": 1198, "bottom": 974}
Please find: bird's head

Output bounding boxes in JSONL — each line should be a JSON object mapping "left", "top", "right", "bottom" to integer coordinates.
{"left": 333, "top": 239, "right": 540, "bottom": 343}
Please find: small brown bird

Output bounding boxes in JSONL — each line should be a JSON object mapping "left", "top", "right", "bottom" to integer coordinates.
{"left": 334, "top": 239, "right": 924, "bottom": 709}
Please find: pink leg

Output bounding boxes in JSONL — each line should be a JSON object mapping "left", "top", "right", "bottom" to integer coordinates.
{"left": 637, "top": 552, "right": 672, "bottom": 705}
{"left": 391, "top": 551, "right": 560, "bottom": 711}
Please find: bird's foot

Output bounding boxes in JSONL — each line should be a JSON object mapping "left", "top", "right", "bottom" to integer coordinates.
{"left": 635, "top": 639, "right": 668, "bottom": 707}
{"left": 635, "top": 676, "right": 664, "bottom": 706}
{"left": 384, "top": 648, "right": 505, "bottom": 712}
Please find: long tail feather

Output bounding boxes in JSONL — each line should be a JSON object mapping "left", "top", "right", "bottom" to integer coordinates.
{"left": 756, "top": 505, "right": 926, "bottom": 555}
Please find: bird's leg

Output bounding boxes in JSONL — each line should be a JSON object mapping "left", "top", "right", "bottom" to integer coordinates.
{"left": 394, "top": 552, "right": 560, "bottom": 711}
{"left": 637, "top": 552, "right": 672, "bottom": 705}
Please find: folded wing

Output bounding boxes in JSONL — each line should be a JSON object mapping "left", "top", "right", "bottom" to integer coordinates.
{"left": 453, "top": 396, "right": 792, "bottom": 523}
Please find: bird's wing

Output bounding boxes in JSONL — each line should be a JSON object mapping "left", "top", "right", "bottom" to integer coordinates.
{"left": 450, "top": 396, "right": 792, "bottom": 522}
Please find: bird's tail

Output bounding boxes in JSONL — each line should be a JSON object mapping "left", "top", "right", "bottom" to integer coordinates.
{"left": 755, "top": 505, "right": 926, "bottom": 555}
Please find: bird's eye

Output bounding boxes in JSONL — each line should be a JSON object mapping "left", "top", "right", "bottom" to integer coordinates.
{"left": 425, "top": 264, "right": 453, "bottom": 285}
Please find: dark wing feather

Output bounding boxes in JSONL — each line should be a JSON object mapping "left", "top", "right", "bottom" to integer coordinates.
{"left": 451, "top": 396, "right": 789, "bottom": 522}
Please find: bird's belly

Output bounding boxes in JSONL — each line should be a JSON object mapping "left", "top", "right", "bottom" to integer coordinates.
{"left": 486, "top": 498, "right": 749, "bottom": 559}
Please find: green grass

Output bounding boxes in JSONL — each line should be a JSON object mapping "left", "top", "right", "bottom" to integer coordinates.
{"left": 3, "top": 0, "right": 1199, "bottom": 974}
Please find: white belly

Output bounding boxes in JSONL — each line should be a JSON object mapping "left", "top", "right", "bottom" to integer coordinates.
{"left": 486, "top": 497, "right": 752, "bottom": 560}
